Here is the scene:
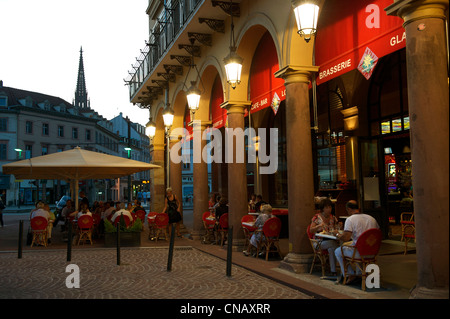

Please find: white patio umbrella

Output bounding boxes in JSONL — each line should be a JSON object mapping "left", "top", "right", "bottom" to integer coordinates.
{"left": 2, "top": 147, "right": 161, "bottom": 210}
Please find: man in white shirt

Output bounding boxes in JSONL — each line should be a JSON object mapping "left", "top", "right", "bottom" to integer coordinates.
{"left": 111, "top": 202, "right": 133, "bottom": 224}
{"left": 31, "top": 202, "right": 50, "bottom": 220}
{"left": 334, "top": 200, "right": 379, "bottom": 281}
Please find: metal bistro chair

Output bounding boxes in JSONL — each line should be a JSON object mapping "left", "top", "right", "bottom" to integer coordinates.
{"left": 341, "top": 228, "right": 382, "bottom": 291}
{"left": 400, "top": 212, "right": 415, "bottom": 254}
{"left": 77, "top": 214, "right": 94, "bottom": 245}
{"left": 202, "top": 211, "right": 216, "bottom": 244}
{"left": 307, "top": 224, "right": 329, "bottom": 277}
{"left": 30, "top": 216, "right": 49, "bottom": 247}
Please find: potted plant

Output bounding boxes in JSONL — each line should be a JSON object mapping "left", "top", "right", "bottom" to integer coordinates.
{"left": 104, "top": 215, "right": 142, "bottom": 247}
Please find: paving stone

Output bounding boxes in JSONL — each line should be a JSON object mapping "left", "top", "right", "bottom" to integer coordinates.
{"left": 0, "top": 247, "right": 311, "bottom": 299}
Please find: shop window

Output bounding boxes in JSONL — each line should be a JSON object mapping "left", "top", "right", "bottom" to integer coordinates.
{"left": 392, "top": 118, "right": 402, "bottom": 132}
{"left": 369, "top": 49, "right": 409, "bottom": 137}
{"left": 314, "top": 79, "right": 346, "bottom": 190}
{"left": 381, "top": 120, "right": 391, "bottom": 135}
{"left": 25, "top": 145, "right": 32, "bottom": 159}
{"left": 403, "top": 116, "right": 410, "bottom": 130}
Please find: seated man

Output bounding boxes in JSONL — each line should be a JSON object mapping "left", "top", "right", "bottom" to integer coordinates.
{"left": 132, "top": 200, "right": 146, "bottom": 214}
{"left": 334, "top": 200, "right": 379, "bottom": 282}
{"left": 102, "top": 201, "right": 116, "bottom": 221}
{"left": 31, "top": 201, "right": 50, "bottom": 220}
{"left": 30, "top": 202, "right": 51, "bottom": 244}
{"left": 111, "top": 202, "right": 133, "bottom": 224}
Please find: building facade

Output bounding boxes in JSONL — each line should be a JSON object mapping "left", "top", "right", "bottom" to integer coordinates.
{"left": 125, "top": 0, "right": 448, "bottom": 298}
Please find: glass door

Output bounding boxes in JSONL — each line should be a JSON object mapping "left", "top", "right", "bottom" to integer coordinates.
{"left": 358, "top": 137, "right": 388, "bottom": 237}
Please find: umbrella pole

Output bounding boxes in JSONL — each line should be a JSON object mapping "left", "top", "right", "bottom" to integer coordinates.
{"left": 75, "top": 179, "right": 79, "bottom": 211}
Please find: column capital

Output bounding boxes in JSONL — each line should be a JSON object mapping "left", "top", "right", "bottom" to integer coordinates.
{"left": 275, "top": 65, "right": 320, "bottom": 85}
{"left": 152, "top": 143, "right": 165, "bottom": 152}
{"left": 385, "top": 0, "right": 448, "bottom": 26}
{"left": 220, "top": 100, "right": 252, "bottom": 115}
{"left": 191, "top": 119, "right": 212, "bottom": 131}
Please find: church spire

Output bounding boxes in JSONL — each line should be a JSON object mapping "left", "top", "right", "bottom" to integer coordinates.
{"left": 74, "top": 46, "right": 88, "bottom": 109}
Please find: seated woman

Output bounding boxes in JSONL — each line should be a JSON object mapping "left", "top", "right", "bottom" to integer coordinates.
{"left": 243, "top": 204, "right": 273, "bottom": 256}
{"left": 214, "top": 197, "right": 228, "bottom": 222}
{"left": 309, "top": 198, "right": 340, "bottom": 276}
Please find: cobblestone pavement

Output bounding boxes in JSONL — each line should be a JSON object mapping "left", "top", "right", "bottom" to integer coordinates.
{"left": 0, "top": 247, "right": 311, "bottom": 300}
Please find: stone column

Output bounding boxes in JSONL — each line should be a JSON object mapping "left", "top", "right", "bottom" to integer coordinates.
{"left": 150, "top": 143, "right": 166, "bottom": 214}
{"left": 386, "top": 0, "right": 449, "bottom": 299}
{"left": 190, "top": 120, "right": 210, "bottom": 240}
{"left": 275, "top": 65, "right": 319, "bottom": 273}
{"left": 221, "top": 101, "right": 251, "bottom": 250}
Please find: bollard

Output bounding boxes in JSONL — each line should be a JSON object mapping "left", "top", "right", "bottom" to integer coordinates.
{"left": 67, "top": 223, "right": 72, "bottom": 262}
{"left": 226, "top": 226, "right": 233, "bottom": 277}
{"left": 116, "top": 223, "right": 120, "bottom": 266}
{"left": 18, "top": 220, "right": 23, "bottom": 259}
{"left": 167, "top": 224, "right": 176, "bottom": 271}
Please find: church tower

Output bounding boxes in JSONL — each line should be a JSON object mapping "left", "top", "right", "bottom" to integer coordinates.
{"left": 74, "top": 46, "right": 89, "bottom": 109}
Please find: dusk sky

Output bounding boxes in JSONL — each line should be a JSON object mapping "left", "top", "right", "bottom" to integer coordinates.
{"left": 0, "top": 0, "right": 150, "bottom": 125}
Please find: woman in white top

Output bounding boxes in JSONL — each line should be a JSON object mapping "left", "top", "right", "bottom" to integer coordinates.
{"left": 77, "top": 203, "right": 92, "bottom": 219}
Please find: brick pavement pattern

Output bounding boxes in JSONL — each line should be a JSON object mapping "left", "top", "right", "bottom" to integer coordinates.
{"left": 0, "top": 247, "right": 311, "bottom": 299}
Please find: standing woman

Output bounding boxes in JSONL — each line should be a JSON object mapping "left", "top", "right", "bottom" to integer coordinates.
{"left": 162, "top": 187, "right": 182, "bottom": 237}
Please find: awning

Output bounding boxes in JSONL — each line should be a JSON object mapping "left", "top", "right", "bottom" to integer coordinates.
{"left": 248, "top": 31, "right": 286, "bottom": 116}
{"left": 210, "top": 75, "right": 226, "bottom": 129}
{"left": 315, "top": 0, "right": 405, "bottom": 84}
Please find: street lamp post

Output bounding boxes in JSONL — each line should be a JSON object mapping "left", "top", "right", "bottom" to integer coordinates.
{"left": 125, "top": 147, "right": 132, "bottom": 202}
{"left": 163, "top": 107, "right": 174, "bottom": 188}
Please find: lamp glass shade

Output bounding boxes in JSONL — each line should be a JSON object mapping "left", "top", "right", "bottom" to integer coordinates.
{"left": 145, "top": 121, "right": 156, "bottom": 138}
{"left": 224, "top": 50, "right": 243, "bottom": 89}
{"left": 163, "top": 110, "right": 174, "bottom": 128}
{"left": 293, "top": 3, "right": 319, "bottom": 40}
{"left": 186, "top": 85, "right": 201, "bottom": 112}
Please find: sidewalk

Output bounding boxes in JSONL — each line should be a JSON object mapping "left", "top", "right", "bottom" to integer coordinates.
{"left": 0, "top": 210, "right": 417, "bottom": 299}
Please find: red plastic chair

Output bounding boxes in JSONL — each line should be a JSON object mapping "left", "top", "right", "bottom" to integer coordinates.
{"left": 113, "top": 213, "right": 132, "bottom": 228}
{"left": 77, "top": 214, "right": 94, "bottom": 245}
{"left": 341, "top": 228, "right": 382, "bottom": 291}
{"left": 30, "top": 216, "right": 48, "bottom": 247}
{"left": 154, "top": 213, "right": 169, "bottom": 241}
{"left": 202, "top": 211, "right": 216, "bottom": 243}
{"left": 307, "top": 224, "right": 329, "bottom": 276}
{"left": 135, "top": 210, "right": 146, "bottom": 223}
{"left": 217, "top": 213, "right": 229, "bottom": 246}
{"left": 260, "top": 217, "right": 283, "bottom": 261}
{"left": 241, "top": 214, "right": 256, "bottom": 247}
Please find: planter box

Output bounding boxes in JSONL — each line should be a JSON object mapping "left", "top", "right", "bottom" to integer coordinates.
{"left": 104, "top": 231, "right": 141, "bottom": 247}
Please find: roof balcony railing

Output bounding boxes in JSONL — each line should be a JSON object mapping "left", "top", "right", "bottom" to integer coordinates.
{"left": 126, "top": 0, "right": 204, "bottom": 101}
